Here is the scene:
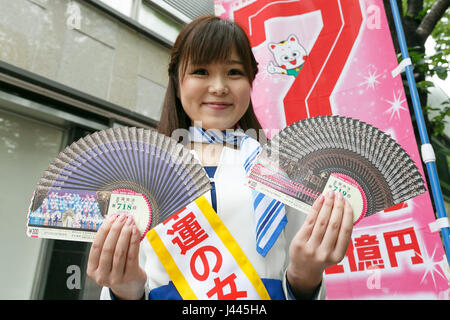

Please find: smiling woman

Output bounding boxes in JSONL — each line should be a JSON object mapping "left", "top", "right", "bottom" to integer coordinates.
{"left": 178, "top": 51, "right": 251, "bottom": 130}
{"left": 87, "top": 15, "right": 353, "bottom": 301}
{"left": 157, "top": 15, "right": 264, "bottom": 140}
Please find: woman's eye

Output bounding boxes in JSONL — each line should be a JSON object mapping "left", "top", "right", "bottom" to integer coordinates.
{"left": 192, "top": 68, "right": 208, "bottom": 75}
{"left": 228, "top": 69, "right": 244, "bottom": 76}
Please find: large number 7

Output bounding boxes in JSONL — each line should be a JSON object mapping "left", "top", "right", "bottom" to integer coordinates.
{"left": 234, "top": 0, "right": 363, "bottom": 125}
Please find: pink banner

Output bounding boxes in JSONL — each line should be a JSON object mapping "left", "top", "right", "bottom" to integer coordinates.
{"left": 215, "top": 0, "right": 450, "bottom": 299}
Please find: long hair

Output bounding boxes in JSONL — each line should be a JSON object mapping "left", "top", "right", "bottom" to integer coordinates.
{"left": 157, "top": 15, "right": 265, "bottom": 142}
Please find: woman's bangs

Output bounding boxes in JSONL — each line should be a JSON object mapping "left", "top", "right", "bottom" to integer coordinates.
{"left": 181, "top": 22, "right": 236, "bottom": 72}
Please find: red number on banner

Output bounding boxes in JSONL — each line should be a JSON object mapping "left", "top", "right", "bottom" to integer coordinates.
{"left": 234, "top": 0, "right": 363, "bottom": 125}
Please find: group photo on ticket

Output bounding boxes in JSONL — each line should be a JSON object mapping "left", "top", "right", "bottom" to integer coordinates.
{"left": 0, "top": 0, "right": 449, "bottom": 304}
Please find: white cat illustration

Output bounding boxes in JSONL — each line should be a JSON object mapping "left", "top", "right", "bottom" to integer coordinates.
{"left": 267, "top": 34, "right": 308, "bottom": 78}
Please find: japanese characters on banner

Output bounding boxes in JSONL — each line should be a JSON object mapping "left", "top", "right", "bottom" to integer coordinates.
{"left": 147, "top": 196, "right": 271, "bottom": 300}
{"left": 215, "top": 0, "right": 450, "bottom": 299}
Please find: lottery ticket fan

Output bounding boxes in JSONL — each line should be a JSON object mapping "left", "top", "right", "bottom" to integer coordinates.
{"left": 26, "top": 128, "right": 211, "bottom": 242}
{"left": 247, "top": 115, "right": 426, "bottom": 224}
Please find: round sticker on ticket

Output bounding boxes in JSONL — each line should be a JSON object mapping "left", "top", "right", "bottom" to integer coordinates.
{"left": 323, "top": 173, "right": 367, "bottom": 224}
{"left": 107, "top": 189, "right": 152, "bottom": 240}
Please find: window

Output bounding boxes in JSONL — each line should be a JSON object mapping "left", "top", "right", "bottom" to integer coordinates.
{"left": 0, "top": 108, "right": 65, "bottom": 299}
{"left": 99, "top": 0, "right": 134, "bottom": 16}
{"left": 138, "top": 2, "right": 183, "bottom": 44}
{"left": 0, "top": 87, "right": 109, "bottom": 299}
{"left": 96, "top": 0, "right": 214, "bottom": 46}
{"left": 153, "top": 0, "right": 213, "bottom": 21}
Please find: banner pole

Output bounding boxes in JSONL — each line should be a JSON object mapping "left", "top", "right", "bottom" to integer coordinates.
{"left": 389, "top": 0, "right": 450, "bottom": 265}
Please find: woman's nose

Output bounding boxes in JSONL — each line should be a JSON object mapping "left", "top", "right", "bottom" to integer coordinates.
{"left": 208, "top": 76, "right": 229, "bottom": 95}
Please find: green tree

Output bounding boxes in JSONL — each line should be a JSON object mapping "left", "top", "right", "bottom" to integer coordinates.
{"left": 383, "top": 0, "right": 450, "bottom": 202}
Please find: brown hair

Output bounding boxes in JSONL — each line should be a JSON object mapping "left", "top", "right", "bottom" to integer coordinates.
{"left": 157, "top": 15, "right": 265, "bottom": 141}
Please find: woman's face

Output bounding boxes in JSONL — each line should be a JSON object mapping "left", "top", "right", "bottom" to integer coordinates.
{"left": 178, "top": 49, "right": 251, "bottom": 130}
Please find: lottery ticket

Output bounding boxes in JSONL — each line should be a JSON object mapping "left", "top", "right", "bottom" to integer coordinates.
{"left": 248, "top": 116, "right": 426, "bottom": 224}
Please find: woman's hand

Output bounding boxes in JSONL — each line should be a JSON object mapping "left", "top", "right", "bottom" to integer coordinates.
{"left": 87, "top": 214, "right": 147, "bottom": 300}
{"left": 287, "top": 190, "right": 354, "bottom": 298}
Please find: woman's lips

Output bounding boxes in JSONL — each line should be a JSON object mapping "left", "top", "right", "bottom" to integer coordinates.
{"left": 202, "top": 102, "right": 232, "bottom": 110}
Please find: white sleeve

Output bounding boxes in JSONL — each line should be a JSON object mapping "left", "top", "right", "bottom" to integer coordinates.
{"left": 282, "top": 269, "right": 327, "bottom": 300}
{"left": 100, "top": 287, "right": 113, "bottom": 300}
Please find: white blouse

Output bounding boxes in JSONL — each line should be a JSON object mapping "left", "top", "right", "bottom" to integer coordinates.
{"left": 101, "top": 146, "right": 326, "bottom": 300}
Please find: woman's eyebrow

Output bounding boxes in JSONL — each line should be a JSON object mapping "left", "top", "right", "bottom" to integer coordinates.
{"left": 227, "top": 59, "right": 243, "bottom": 65}
{"left": 187, "top": 60, "right": 243, "bottom": 67}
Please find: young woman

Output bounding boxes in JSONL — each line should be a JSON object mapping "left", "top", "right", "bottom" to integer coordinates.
{"left": 87, "top": 15, "right": 354, "bottom": 300}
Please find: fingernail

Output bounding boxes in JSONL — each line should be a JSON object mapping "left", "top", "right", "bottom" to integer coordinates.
{"left": 126, "top": 214, "right": 134, "bottom": 225}
{"left": 327, "top": 190, "right": 334, "bottom": 198}
{"left": 107, "top": 214, "right": 117, "bottom": 222}
{"left": 337, "top": 192, "right": 343, "bottom": 200}
{"left": 119, "top": 214, "right": 126, "bottom": 222}
{"left": 317, "top": 194, "right": 325, "bottom": 202}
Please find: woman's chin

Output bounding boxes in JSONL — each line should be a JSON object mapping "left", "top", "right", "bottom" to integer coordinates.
{"left": 193, "top": 120, "right": 236, "bottom": 131}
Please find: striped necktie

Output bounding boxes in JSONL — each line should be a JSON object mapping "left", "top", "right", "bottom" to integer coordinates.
{"left": 188, "top": 126, "right": 287, "bottom": 257}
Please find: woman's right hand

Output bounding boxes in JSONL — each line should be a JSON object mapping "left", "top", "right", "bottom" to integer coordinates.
{"left": 87, "top": 214, "right": 147, "bottom": 300}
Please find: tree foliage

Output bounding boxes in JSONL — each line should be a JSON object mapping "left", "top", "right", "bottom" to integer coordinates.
{"left": 383, "top": 0, "right": 450, "bottom": 201}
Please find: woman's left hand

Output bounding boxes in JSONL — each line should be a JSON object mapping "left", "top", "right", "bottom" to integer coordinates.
{"left": 286, "top": 190, "right": 354, "bottom": 298}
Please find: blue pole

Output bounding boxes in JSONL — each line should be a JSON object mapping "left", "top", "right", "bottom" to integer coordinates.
{"left": 389, "top": 0, "right": 450, "bottom": 266}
